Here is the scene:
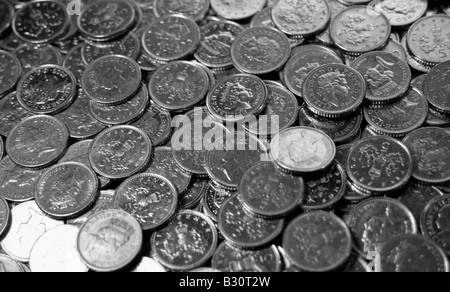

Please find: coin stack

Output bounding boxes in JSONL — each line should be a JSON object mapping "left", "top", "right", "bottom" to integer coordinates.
{"left": 0, "top": 0, "right": 450, "bottom": 273}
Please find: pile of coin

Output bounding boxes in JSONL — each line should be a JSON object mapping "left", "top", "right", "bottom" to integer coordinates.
{"left": 0, "top": 0, "right": 450, "bottom": 273}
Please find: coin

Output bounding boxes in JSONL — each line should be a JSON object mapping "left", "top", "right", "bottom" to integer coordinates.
{"left": 231, "top": 27, "right": 290, "bottom": 75}
{"left": 411, "top": 74, "right": 427, "bottom": 94}
{"left": 81, "top": 33, "right": 141, "bottom": 64}
{"left": 29, "top": 225, "right": 88, "bottom": 272}
{"left": 114, "top": 173, "right": 178, "bottom": 231}
{"left": 17, "top": 65, "right": 77, "bottom": 115}
{"left": 337, "top": 0, "right": 371, "bottom": 4}
{"left": 35, "top": 162, "right": 99, "bottom": 219}
{"left": 144, "top": 147, "right": 192, "bottom": 194}
{"left": 303, "top": 63, "right": 365, "bottom": 118}
{"left": 0, "top": 136, "right": 3, "bottom": 159}
{"left": 399, "top": 183, "right": 444, "bottom": 224}
{"left": 13, "top": 0, "right": 69, "bottom": 44}
{"left": 63, "top": 44, "right": 87, "bottom": 83}
{"left": 380, "top": 234, "right": 449, "bottom": 272}
{"left": 190, "top": 267, "right": 221, "bottom": 272}
{"left": 78, "top": 0, "right": 136, "bottom": 41}
{"left": 239, "top": 161, "right": 304, "bottom": 219}
{"left": 426, "top": 108, "right": 450, "bottom": 128}
{"left": 283, "top": 45, "right": 343, "bottom": 98}
{"left": 1, "top": 201, "right": 63, "bottom": 262}
{"left": 13, "top": 44, "right": 62, "bottom": 75}
{"left": 89, "top": 126, "right": 152, "bottom": 180}
{"left": 67, "top": 190, "right": 115, "bottom": 227}
{"left": 364, "top": 88, "right": 428, "bottom": 137}
{"left": 207, "top": 74, "right": 268, "bottom": 122}
{"left": 0, "top": 255, "right": 25, "bottom": 272}
{"left": 0, "top": 196, "right": 9, "bottom": 238}
{"left": 181, "top": 179, "right": 209, "bottom": 210}
{"left": 0, "top": 0, "right": 13, "bottom": 37}
{"left": 151, "top": 210, "right": 218, "bottom": 271}
{"left": 340, "top": 254, "right": 371, "bottom": 273}
{"left": 212, "top": 242, "right": 282, "bottom": 272}
{"left": 202, "top": 182, "right": 236, "bottom": 222}
{"left": 77, "top": 209, "right": 143, "bottom": 272}
{"left": 343, "top": 180, "right": 370, "bottom": 202}
{"left": 82, "top": 55, "right": 142, "bottom": 106}
{"left": 272, "top": 0, "right": 330, "bottom": 37}
{"left": 211, "top": 0, "right": 266, "bottom": 21}
{"left": 6, "top": 115, "right": 69, "bottom": 169}
{"left": 402, "top": 127, "right": 450, "bottom": 185}
{"left": 149, "top": 61, "right": 209, "bottom": 112}
{"left": 315, "top": 0, "right": 347, "bottom": 45}
{"left": 154, "top": 0, "right": 210, "bottom": 22}
{"left": 131, "top": 257, "right": 166, "bottom": 272}
{"left": 0, "top": 50, "right": 21, "bottom": 98}
{"left": 373, "top": 0, "right": 427, "bottom": 27}
{"left": 330, "top": 6, "right": 391, "bottom": 55}
{"left": 0, "top": 31, "right": 22, "bottom": 52}
{"left": 250, "top": 7, "right": 274, "bottom": 28}
{"left": 136, "top": 48, "right": 160, "bottom": 72}
{"left": 131, "top": 105, "right": 172, "bottom": 147}
{"left": 142, "top": 14, "right": 201, "bottom": 63}
{"left": 424, "top": 61, "right": 450, "bottom": 114}
{"left": 382, "top": 39, "right": 407, "bottom": 62}
{"left": 0, "top": 156, "right": 45, "bottom": 203}
{"left": 271, "top": 127, "right": 336, "bottom": 175}
{"left": 303, "top": 163, "right": 347, "bottom": 210}
{"left": 346, "top": 197, "right": 417, "bottom": 256}
{"left": 351, "top": 52, "right": 411, "bottom": 103}
{"left": 283, "top": 211, "right": 352, "bottom": 272}
{"left": 347, "top": 136, "right": 413, "bottom": 193}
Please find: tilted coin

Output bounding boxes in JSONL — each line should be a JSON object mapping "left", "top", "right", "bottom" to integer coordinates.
{"left": 114, "top": 173, "right": 178, "bottom": 231}
{"left": 399, "top": 183, "right": 444, "bottom": 224}
{"left": 364, "top": 88, "right": 428, "bottom": 137}
{"left": 131, "top": 257, "right": 166, "bottom": 273}
{"left": 373, "top": 0, "right": 427, "bottom": 27}
{"left": 425, "top": 108, "right": 450, "bottom": 128}
{"left": 0, "top": 196, "right": 9, "bottom": 238}
{"left": 142, "top": 14, "right": 201, "bottom": 63}
{"left": 67, "top": 190, "right": 116, "bottom": 227}
{"left": 89, "top": 126, "right": 152, "bottom": 180}
{"left": 346, "top": 197, "right": 417, "bottom": 256}
{"left": 231, "top": 27, "right": 291, "bottom": 75}
{"left": 78, "top": 0, "right": 136, "bottom": 41}
{"left": 149, "top": 61, "right": 209, "bottom": 112}
{"left": 424, "top": 61, "right": 450, "bottom": 114}
{"left": 250, "top": 7, "right": 275, "bottom": 28}
{"left": 330, "top": 6, "right": 391, "bottom": 55}
{"left": 180, "top": 179, "right": 209, "bottom": 210}
{"left": 218, "top": 195, "right": 284, "bottom": 249}
{"left": 343, "top": 180, "right": 370, "bottom": 202}
{"left": 283, "top": 211, "right": 352, "bottom": 272}
{"left": 347, "top": 136, "right": 413, "bottom": 194}
{"left": 0, "top": 255, "right": 25, "bottom": 272}
{"left": 17, "top": 65, "right": 77, "bottom": 115}
{"left": 29, "top": 225, "right": 88, "bottom": 272}
{"left": 270, "top": 127, "right": 336, "bottom": 175}
{"left": 12, "top": 0, "right": 69, "bottom": 44}
{"left": 335, "top": 144, "right": 353, "bottom": 168}
{"left": 0, "top": 50, "right": 21, "bottom": 98}
{"left": 154, "top": 0, "right": 210, "bottom": 22}
{"left": 136, "top": 48, "right": 160, "bottom": 72}
{"left": 0, "top": 31, "right": 22, "bottom": 52}
{"left": 211, "top": 0, "right": 266, "bottom": 21}
{"left": 206, "top": 74, "right": 268, "bottom": 122}
{"left": 212, "top": 242, "right": 282, "bottom": 272}
{"left": 402, "top": 127, "right": 450, "bottom": 185}
{"left": 272, "top": 0, "right": 330, "bottom": 37}
{"left": 380, "top": 234, "right": 449, "bottom": 272}
{"left": 131, "top": 105, "right": 172, "bottom": 147}
{"left": 283, "top": 44, "right": 343, "bottom": 98}
{"left": 1, "top": 201, "right": 63, "bottom": 262}
{"left": 239, "top": 161, "right": 304, "bottom": 219}
{"left": 351, "top": 52, "right": 411, "bottom": 103}
{"left": 151, "top": 210, "right": 218, "bottom": 271}
{"left": 144, "top": 147, "right": 192, "bottom": 195}
{"left": 62, "top": 45, "right": 86, "bottom": 82}
{"left": 382, "top": 39, "right": 407, "bottom": 63}
{"left": 35, "top": 162, "right": 99, "bottom": 220}
{"left": 77, "top": 209, "right": 143, "bottom": 272}
{"left": 0, "top": 0, "right": 13, "bottom": 37}
{"left": 82, "top": 55, "right": 142, "bottom": 106}
{"left": 411, "top": 74, "right": 427, "bottom": 94}
{"left": 340, "top": 254, "right": 371, "bottom": 273}
{"left": 81, "top": 33, "right": 141, "bottom": 64}
{"left": 304, "top": 63, "right": 365, "bottom": 118}
{"left": 421, "top": 195, "right": 450, "bottom": 255}
{"left": 13, "top": 44, "right": 62, "bottom": 74}
{"left": 0, "top": 136, "right": 3, "bottom": 159}
{"left": 6, "top": 115, "right": 69, "bottom": 169}
{"left": 202, "top": 182, "right": 236, "bottom": 222}
{"left": 337, "top": 0, "right": 371, "bottom": 4}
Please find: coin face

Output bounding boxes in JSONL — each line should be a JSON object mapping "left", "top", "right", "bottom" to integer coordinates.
{"left": 364, "top": 88, "right": 428, "bottom": 137}
{"left": 14, "top": 44, "right": 62, "bottom": 75}
{"left": 142, "top": 15, "right": 201, "bottom": 63}
{"left": 0, "top": 92, "right": 33, "bottom": 137}
{"left": 29, "top": 225, "right": 88, "bottom": 272}
{"left": 131, "top": 105, "right": 172, "bottom": 147}
{"left": 271, "top": 127, "right": 336, "bottom": 175}
{"left": 0, "top": 196, "right": 9, "bottom": 238}
{"left": 0, "top": 255, "right": 25, "bottom": 272}
{"left": 154, "top": 0, "right": 210, "bottom": 22}
{"left": 347, "top": 197, "right": 417, "bottom": 256}
{"left": 380, "top": 234, "right": 449, "bottom": 272}
{"left": 272, "top": 0, "right": 330, "bottom": 37}
{"left": 424, "top": 61, "right": 450, "bottom": 114}
{"left": 82, "top": 55, "right": 142, "bottom": 105}
{"left": 211, "top": 0, "right": 266, "bottom": 21}
{"left": 207, "top": 74, "right": 268, "bottom": 122}
{"left": 151, "top": 210, "right": 218, "bottom": 271}
{"left": 77, "top": 209, "right": 143, "bottom": 272}
{"left": 330, "top": 6, "right": 391, "bottom": 54}
{"left": 0, "top": 0, "right": 13, "bottom": 37}
{"left": 283, "top": 211, "right": 352, "bottom": 272}
{"left": 114, "top": 173, "right": 178, "bottom": 231}
{"left": 402, "top": 127, "right": 450, "bottom": 185}
{"left": 374, "top": 0, "right": 427, "bottom": 27}
{"left": 0, "top": 50, "right": 21, "bottom": 97}
{"left": 421, "top": 195, "right": 450, "bottom": 255}
{"left": 231, "top": 27, "right": 291, "bottom": 75}
{"left": 181, "top": 179, "right": 209, "bottom": 210}
{"left": 202, "top": 182, "right": 236, "bottom": 222}
{"left": 13, "top": 0, "right": 69, "bottom": 44}
{"left": 240, "top": 161, "right": 304, "bottom": 219}
{"left": 6, "top": 115, "right": 69, "bottom": 169}
{"left": 382, "top": 39, "right": 407, "bottom": 62}
{"left": 351, "top": 52, "right": 411, "bottom": 103}
{"left": 89, "top": 126, "right": 152, "bottom": 180}
{"left": 149, "top": 61, "right": 209, "bottom": 112}
{"left": 399, "top": 183, "right": 443, "bottom": 224}
{"left": 1, "top": 201, "right": 64, "bottom": 262}
{"left": 347, "top": 136, "right": 413, "bottom": 193}
{"left": 78, "top": 0, "right": 135, "bottom": 41}
{"left": 81, "top": 33, "right": 140, "bottom": 64}
{"left": 303, "top": 63, "right": 365, "bottom": 118}
{"left": 315, "top": 0, "right": 347, "bottom": 45}
{"left": 212, "top": 242, "right": 282, "bottom": 272}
